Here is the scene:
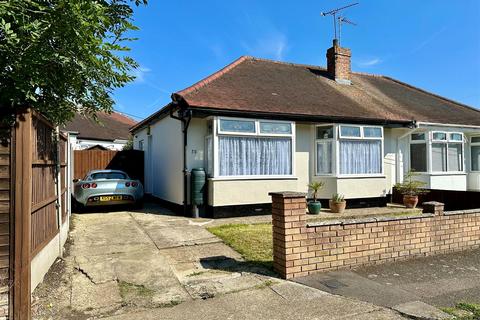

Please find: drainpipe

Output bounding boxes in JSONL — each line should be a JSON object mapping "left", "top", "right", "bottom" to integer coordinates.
{"left": 169, "top": 100, "right": 192, "bottom": 216}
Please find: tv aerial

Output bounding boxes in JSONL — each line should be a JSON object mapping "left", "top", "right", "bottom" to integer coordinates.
{"left": 321, "top": 3, "right": 359, "bottom": 45}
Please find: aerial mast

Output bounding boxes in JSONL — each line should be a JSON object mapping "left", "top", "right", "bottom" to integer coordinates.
{"left": 321, "top": 2, "right": 359, "bottom": 45}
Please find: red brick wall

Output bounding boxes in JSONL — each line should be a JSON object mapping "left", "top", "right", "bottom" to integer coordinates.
{"left": 270, "top": 192, "right": 480, "bottom": 279}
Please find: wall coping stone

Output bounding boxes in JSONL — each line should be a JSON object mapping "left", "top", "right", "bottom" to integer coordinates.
{"left": 444, "top": 209, "right": 480, "bottom": 216}
{"left": 269, "top": 191, "right": 307, "bottom": 198}
{"left": 306, "top": 213, "right": 435, "bottom": 228}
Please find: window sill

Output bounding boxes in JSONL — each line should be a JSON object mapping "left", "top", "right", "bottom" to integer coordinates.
{"left": 314, "top": 175, "right": 386, "bottom": 179}
{"left": 209, "top": 176, "right": 298, "bottom": 182}
{"left": 428, "top": 172, "right": 467, "bottom": 176}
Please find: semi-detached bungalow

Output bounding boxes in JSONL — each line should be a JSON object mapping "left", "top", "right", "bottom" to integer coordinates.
{"left": 131, "top": 40, "right": 480, "bottom": 217}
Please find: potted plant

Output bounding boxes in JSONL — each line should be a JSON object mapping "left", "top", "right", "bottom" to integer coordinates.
{"left": 329, "top": 193, "right": 346, "bottom": 213}
{"left": 394, "top": 170, "right": 429, "bottom": 208}
{"left": 307, "top": 181, "right": 325, "bottom": 214}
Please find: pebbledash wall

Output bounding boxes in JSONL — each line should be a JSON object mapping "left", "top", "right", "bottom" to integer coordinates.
{"left": 270, "top": 192, "right": 480, "bottom": 279}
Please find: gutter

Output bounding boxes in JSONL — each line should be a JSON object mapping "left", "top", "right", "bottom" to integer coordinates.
{"left": 416, "top": 121, "right": 480, "bottom": 130}
{"left": 169, "top": 98, "right": 192, "bottom": 217}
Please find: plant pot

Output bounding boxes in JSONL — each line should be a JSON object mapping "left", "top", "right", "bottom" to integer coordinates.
{"left": 307, "top": 201, "right": 322, "bottom": 214}
{"left": 329, "top": 200, "right": 346, "bottom": 214}
{"left": 403, "top": 195, "right": 419, "bottom": 209}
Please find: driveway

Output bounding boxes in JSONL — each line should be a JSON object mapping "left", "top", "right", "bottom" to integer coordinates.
{"left": 33, "top": 203, "right": 407, "bottom": 319}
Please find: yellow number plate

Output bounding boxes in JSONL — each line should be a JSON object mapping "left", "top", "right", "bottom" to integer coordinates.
{"left": 100, "top": 196, "right": 122, "bottom": 201}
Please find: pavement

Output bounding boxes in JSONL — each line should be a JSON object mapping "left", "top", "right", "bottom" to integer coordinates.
{"left": 32, "top": 203, "right": 408, "bottom": 320}
{"left": 295, "top": 249, "right": 480, "bottom": 318}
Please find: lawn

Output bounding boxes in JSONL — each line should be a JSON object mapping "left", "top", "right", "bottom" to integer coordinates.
{"left": 207, "top": 223, "right": 273, "bottom": 269}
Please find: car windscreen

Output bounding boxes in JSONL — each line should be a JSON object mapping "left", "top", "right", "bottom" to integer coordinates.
{"left": 90, "top": 172, "right": 127, "bottom": 180}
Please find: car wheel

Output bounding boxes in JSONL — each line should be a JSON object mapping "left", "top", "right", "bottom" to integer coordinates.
{"left": 72, "top": 198, "right": 84, "bottom": 213}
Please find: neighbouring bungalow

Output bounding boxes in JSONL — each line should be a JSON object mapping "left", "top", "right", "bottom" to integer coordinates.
{"left": 131, "top": 40, "right": 480, "bottom": 217}
{"left": 63, "top": 111, "right": 136, "bottom": 150}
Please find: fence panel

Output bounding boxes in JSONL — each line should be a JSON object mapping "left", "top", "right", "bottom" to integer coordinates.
{"left": 74, "top": 149, "right": 144, "bottom": 183}
{"left": 30, "top": 114, "right": 59, "bottom": 256}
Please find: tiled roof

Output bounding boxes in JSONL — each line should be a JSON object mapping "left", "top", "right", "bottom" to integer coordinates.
{"left": 62, "top": 112, "right": 137, "bottom": 141}
{"left": 173, "top": 56, "right": 480, "bottom": 126}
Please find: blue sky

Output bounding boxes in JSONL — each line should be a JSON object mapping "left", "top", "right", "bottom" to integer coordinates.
{"left": 113, "top": 0, "right": 480, "bottom": 120}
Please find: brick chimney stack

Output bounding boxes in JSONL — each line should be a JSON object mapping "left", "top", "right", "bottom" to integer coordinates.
{"left": 326, "top": 39, "right": 352, "bottom": 84}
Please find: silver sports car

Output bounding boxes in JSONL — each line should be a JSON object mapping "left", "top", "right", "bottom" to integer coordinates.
{"left": 73, "top": 170, "right": 144, "bottom": 208}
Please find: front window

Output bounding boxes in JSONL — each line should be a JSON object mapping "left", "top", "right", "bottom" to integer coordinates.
{"left": 316, "top": 125, "right": 383, "bottom": 176}
{"left": 410, "top": 133, "right": 427, "bottom": 172}
{"left": 216, "top": 118, "right": 294, "bottom": 177}
{"left": 472, "top": 136, "right": 480, "bottom": 172}
{"left": 339, "top": 126, "right": 383, "bottom": 175}
{"left": 316, "top": 126, "right": 334, "bottom": 175}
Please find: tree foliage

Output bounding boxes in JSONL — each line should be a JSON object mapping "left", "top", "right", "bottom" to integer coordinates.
{"left": 0, "top": 0, "right": 147, "bottom": 125}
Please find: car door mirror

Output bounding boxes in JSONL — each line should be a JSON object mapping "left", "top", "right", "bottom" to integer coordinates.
{"left": 73, "top": 179, "right": 79, "bottom": 183}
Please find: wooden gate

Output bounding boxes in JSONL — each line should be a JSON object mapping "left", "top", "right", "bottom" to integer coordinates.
{"left": 74, "top": 149, "right": 144, "bottom": 183}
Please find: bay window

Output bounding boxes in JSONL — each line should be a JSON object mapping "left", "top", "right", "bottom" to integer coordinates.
{"left": 315, "top": 125, "right": 383, "bottom": 176}
{"left": 339, "top": 125, "right": 383, "bottom": 175}
{"left": 472, "top": 137, "right": 480, "bottom": 172}
{"left": 409, "top": 131, "right": 464, "bottom": 173}
{"left": 431, "top": 132, "right": 463, "bottom": 172}
{"left": 214, "top": 118, "right": 294, "bottom": 177}
{"left": 410, "top": 133, "right": 427, "bottom": 172}
{"left": 316, "top": 126, "right": 334, "bottom": 175}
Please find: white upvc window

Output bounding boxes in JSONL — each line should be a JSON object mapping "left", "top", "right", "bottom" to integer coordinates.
{"left": 211, "top": 117, "right": 295, "bottom": 179}
{"left": 431, "top": 131, "right": 464, "bottom": 173}
{"left": 315, "top": 124, "right": 384, "bottom": 177}
{"left": 408, "top": 131, "right": 464, "bottom": 174}
{"left": 471, "top": 136, "right": 480, "bottom": 172}
{"left": 409, "top": 132, "right": 427, "bottom": 173}
{"left": 316, "top": 126, "right": 335, "bottom": 175}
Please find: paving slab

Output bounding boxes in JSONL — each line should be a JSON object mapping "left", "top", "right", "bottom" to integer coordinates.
{"left": 105, "top": 283, "right": 406, "bottom": 320}
{"left": 393, "top": 301, "right": 453, "bottom": 320}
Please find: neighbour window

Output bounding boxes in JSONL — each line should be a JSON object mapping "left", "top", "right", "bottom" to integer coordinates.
{"left": 217, "top": 119, "right": 293, "bottom": 177}
{"left": 431, "top": 132, "right": 463, "bottom": 172}
{"left": 138, "top": 140, "right": 144, "bottom": 151}
{"left": 409, "top": 131, "right": 464, "bottom": 173}
{"left": 339, "top": 126, "right": 383, "bottom": 175}
{"left": 410, "top": 133, "right": 427, "bottom": 172}
{"left": 316, "top": 126, "right": 334, "bottom": 175}
{"left": 471, "top": 136, "right": 480, "bottom": 172}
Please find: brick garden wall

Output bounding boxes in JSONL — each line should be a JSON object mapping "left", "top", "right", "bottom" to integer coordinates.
{"left": 270, "top": 192, "right": 480, "bottom": 279}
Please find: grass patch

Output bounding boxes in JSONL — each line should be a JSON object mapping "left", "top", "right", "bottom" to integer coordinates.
{"left": 119, "top": 281, "right": 155, "bottom": 299}
{"left": 442, "top": 302, "right": 480, "bottom": 320}
{"left": 207, "top": 223, "right": 273, "bottom": 270}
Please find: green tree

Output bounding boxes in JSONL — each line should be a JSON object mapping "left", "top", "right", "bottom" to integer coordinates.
{"left": 0, "top": 0, "right": 147, "bottom": 125}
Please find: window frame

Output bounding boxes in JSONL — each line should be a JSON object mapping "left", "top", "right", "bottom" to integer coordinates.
{"left": 471, "top": 135, "right": 480, "bottom": 173}
{"left": 408, "top": 131, "right": 465, "bottom": 174}
{"left": 315, "top": 124, "right": 384, "bottom": 178}
{"left": 409, "top": 132, "right": 428, "bottom": 173}
{"left": 315, "top": 125, "right": 336, "bottom": 176}
{"left": 211, "top": 117, "right": 296, "bottom": 180}
{"left": 429, "top": 131, "right": 464, "bottom": 174}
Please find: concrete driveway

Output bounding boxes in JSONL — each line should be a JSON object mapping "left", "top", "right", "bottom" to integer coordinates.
{"left": 32, "top": 203, "right": 407, "bottom": 319}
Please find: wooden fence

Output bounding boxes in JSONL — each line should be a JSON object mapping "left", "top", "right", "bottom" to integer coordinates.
{"left": 74, "top": 149, "right": 144, "bottom": 182}
{"left": 4, "top": 109, "right": 70, "bottom": 320}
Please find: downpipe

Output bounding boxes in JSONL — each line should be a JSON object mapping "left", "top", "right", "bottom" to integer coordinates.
{"left": 170, "top": 103, "right": 192, "bottom": 217}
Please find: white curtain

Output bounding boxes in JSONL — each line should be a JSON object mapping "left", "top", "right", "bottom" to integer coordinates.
{"left": 340, "top": 140, "right": 381, "bottom": 174}
{"left": 219, "top": 136, "right": 292, "bottom": 176}
{"left": 317, "top": 141, "right": 332, "bottom": 174}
